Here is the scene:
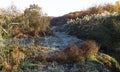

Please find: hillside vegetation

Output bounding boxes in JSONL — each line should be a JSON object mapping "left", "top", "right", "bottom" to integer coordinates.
{"left": 0, "top": 1, "right": 120, "bottom": 72}
{"left": 0, "top": 4, "right": 51, "bottom": 39}
{"left": 51, "top": 1, "right": 120, "bottom": 25}
{"left": 51, "top": 1, "right": 120, "bottom": 62}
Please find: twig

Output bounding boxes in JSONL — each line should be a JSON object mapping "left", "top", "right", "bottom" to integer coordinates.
{"left": 0, "top": 26, "right": 8, "bottom": 34}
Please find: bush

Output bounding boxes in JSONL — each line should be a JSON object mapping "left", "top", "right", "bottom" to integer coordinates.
{"left": 34, "top": 40, "right": 120, "bottom": 71}
{"left": 0, "top": 45, "right": 25, "bottom": 72}
{"left": 81, "top": 40, "right": 99, "bottom": 57}
{"left": 101, "top": 16, "right": 120, "bottom": 48}
{"left": 66, "top": 12, "right": 120, "bottom": 64}
{"left": 0, "top": 4, "right": 51, "bottom": 39}
{"left": 12, "top": 4, "right": 51, "bottom": 38}
{"left": 66, "top": 11, "right": 120, "bottom": 51}
{"left": 40, "top": 40, "right": 100, "bottom": 63}
{"left": 0, "top": 44, "right": 42, "bottom": 72}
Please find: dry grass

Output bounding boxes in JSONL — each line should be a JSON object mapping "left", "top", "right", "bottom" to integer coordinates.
{"left": 0, "top": 40, "right": 119, "bottom": 71}
{"left": 81, "top": 40, "right": 99, "bottom": 57}
{"left": 69, "top": 3, "right": 120, "bottom": 17}
{"left": 35, "top": 40, "right": 100, "bottom": 63}
{"left": 0, "top": 45, "right": 26, "bottom": 72}
{"left": 0, "top": 44, "right": 42, "bottom": 72}
{"left": 0, "top": 5, "right": 51, "bottom": 39}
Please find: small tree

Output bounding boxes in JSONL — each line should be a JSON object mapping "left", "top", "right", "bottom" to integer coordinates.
{"left": 24, "top": 4, "right": 50, "bottom": 37}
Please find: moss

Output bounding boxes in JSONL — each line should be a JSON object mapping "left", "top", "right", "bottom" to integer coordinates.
{"left": 84, "top": 53, "right": 120, "bottom": 72}
{"left": 86, "top": 55, "right": 104, "bottom": 65}
{"left": 105, "top": 54, "right": 120, "bottom": 70}
{"left": 95, "top": 53, "right": 120, "bottom": 71}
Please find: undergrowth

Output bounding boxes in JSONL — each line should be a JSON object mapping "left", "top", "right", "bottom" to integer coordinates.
{"left": 0, "top": 40, "right": 119, "bottom": 72}
{"left": 34, "top": 40, "right": 120, "bottom": 71}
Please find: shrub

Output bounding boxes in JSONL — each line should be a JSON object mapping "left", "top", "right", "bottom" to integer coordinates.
{"left": 39, "top": 40, "right": 100, "bottom": 63}
{"left": 101, "top": 15, "right": 120, "bottom": 49}
{"left": 34, "top": 53, "right": 51, "bottom": 62}
{"left": 0, "top": 45, "right": 26, "bottom": 72}
{"left": 14, "top": 4, "right": 51, "bottom": 38}
{"left": 53, "top": 51, "right": 67, "bottom": 63}
{"left": 81, "top": 40, "right": 99, "bottom": 57}
{"left": 0, "top": 44, "right": 42, "bottom": 72}
{"left": 66, "top": 11, "right": 120, "bottom": 52}
{"left": 34, "top": 40, "right": 120, "bottom": 71}
{"left": 0, "top": 4, "right": 51, "bottom": 39}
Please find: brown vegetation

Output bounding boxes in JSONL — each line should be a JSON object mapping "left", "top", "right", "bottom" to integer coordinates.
{"left": 0, "top": 4, "right": 51, "bottom": 39}
{"left": 0, "top": 44, "right": 44, "bottom": 71}
{"left": 51, "top": 3, "right": 120, "bottom": 25}
{"left": 0, "top": 40, "right": 119, "bottom": 71}
{"left": 81, "top": 40, "right": 99, "bottom": 57}
{"left": 33, "top": 40, "right": 120, "bottom": 71}
{"left": 35, "top": 40, "right": 100, "bottom": 63}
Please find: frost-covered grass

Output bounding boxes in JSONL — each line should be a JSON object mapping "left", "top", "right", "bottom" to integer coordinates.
{"left": 0, "top": 40, "right": 119, "bottom": 72}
